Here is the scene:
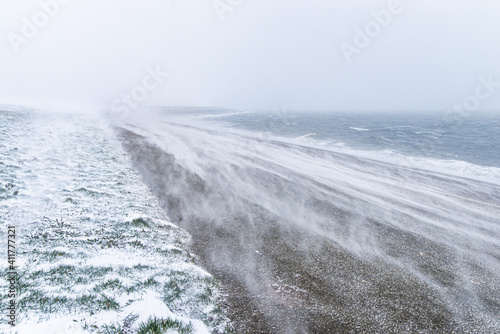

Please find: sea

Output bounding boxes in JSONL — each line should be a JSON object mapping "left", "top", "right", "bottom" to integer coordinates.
{"left": 114, "top": 107, "right": 500, "bottom": 332}
{"left": 211, "top": 110, "right": 500, "bottom": 168}
{"left": 2, "top": 106, "right": 499, "bottom": 333}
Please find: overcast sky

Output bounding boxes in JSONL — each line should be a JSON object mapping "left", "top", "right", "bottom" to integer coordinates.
{"left": 1, "top": 0, "right": 500, "bottom": 112}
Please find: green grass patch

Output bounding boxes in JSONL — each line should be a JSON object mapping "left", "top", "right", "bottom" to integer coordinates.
{"left": 93, "top": 279, "right": 123, "bottom": 293}
{"left": 42, "top": 250, "right": 70, "bottom": 261}
{"left": 130, "top": 218, "right": 150, "bottom": 228}
{"left": 137, "top": 317, "right": 194, "bottom": 334}
{"left": 77, "top": 293, "right": 120, "bottom": 313}
{"left": 163, "top": 280, "right": 183, "bottom": 304}
{"left": 17, "top": 290, "right": 70, "bottom": 313}
{"left": 143, "top": 277, "right": 160, "bottom": 288}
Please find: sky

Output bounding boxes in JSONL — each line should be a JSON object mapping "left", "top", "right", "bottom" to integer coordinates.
{"left": 1, "top": 0, "right": 500, "bottom": 112}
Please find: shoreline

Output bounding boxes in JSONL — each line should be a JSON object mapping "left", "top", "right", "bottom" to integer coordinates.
{"left": 117, "top": 124, "right": 500, "bottom": 333}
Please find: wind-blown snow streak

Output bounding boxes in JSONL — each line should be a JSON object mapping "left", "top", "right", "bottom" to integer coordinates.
{"left": 0, "top": 109, "right": 233, "bottom": 333}
{"left": 117, "top": 109, "right": 500, "bottom": 333}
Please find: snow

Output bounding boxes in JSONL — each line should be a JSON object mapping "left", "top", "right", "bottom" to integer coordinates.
{"left": 0, "top": 109, "right": 233, "bottom": 333}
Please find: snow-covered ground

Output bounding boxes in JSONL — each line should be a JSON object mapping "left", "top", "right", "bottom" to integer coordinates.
{"left": 0, "top": 108, "right": 233, "bottom": 333}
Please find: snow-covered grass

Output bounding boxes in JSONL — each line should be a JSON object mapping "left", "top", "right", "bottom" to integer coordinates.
{"left": 0, "top": 109, "right": 234, "bottom": 333}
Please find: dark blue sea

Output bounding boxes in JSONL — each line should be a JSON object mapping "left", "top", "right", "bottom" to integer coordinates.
{"left": 214, "top": 111, "right": 500, "bottom": 167}
{"left": 4, "top": 106, "right": 497, "bottom": 332}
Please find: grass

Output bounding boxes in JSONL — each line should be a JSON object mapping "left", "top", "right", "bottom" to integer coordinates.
{"left": 27, "top": 265, "right": 114, "bottom": 287}
{"left": 93, "top": 279, "right": 124, "bottom": 293}
{"left": 77, "top": 294, "right": 120, "bottom": 313}
{"left": 197, "top": 286, "right": 214, "bottom": 304}
{"left": 142, "top": 277, "right": 160, "bottom": 288}
{"left": 133, "top": 264, "right": 151, "bottom": 270}
{"left": 17, "top": 290, "right": 69, "bottom": 313}
{"left": 137, "top": 317, "right": 194, "bottom": 334}
{"left": 64, "top": 196, "right": 77, "bottom": 204}
{"left": 164, "top": 280, "right": 183, "bottom": 304}
{"left": 130, "top": 240, "right": 145, "bottom": 248}
{"left": 1, "top": 188, "right": 232, "bottom": 332}
{"left": 44, "top": 250, "right": 69, "bottom": 261}
{"left": 0, "top": 115, "right": 233, "bottom": 333}
{"left": 130, "top": 218, "right": 151, "bottom": 228}
{"left": 2, "top": 219, "right": 234, "bottom": 332}
{"left": 95, "top": 323, "right": 123, "bottom": 334}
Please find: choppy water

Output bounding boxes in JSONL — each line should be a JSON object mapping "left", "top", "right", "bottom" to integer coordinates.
{"left": 3, "top": 105, "right": 498, "bottom": 333}
{"left": 216, "top": 110, "right": 500, "bottom": 167}
{"left": 115, "top": 108, "right": 500, "bottom": 333}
